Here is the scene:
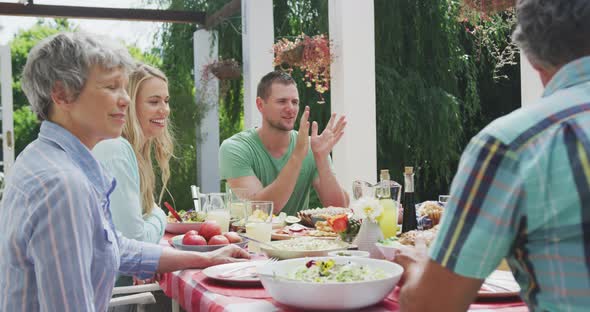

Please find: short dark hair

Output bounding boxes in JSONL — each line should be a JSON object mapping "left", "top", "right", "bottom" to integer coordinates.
{"left": 256, "top": 70, "right": 296, "bottom": 100}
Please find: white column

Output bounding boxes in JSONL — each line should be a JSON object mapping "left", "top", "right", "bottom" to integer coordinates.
{"left": 241, "top": 0, "right": 274, "bottom": 129}
{"left": 0, "top": 45, "right": 14, "bottom": 174}
{"left": 193, "top": 30, "right": 220, "bottom": 193}
{"left": 520, "top": 53, "right": 544, "bottom": 107}
{"left": 329, "top": 0, "right": 377, "bottom": 191}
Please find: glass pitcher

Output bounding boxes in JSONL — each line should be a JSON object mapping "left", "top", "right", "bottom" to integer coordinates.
{"left": 203, "top": 193, "right": 230, "bottom": 232}
{"left": 352, "top": 180, "right": 402, "bottom": 202}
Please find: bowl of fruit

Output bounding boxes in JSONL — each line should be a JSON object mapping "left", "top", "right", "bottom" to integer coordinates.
{"left": 170, "top": 220, "right": 249, "bottom": 252}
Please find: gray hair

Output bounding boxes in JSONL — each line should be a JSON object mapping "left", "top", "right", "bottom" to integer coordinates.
{"left": 21, "top": 32, "right": 136, "bottom": 120}
{"left": 512, "top": 0, "right": 590, "bottom": 68}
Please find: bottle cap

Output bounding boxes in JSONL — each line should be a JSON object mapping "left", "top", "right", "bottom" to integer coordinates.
{"left": 380, "top": 169, "right": 390, "bottom": 180}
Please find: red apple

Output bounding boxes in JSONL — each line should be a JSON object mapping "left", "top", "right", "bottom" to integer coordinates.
{"left": 199, "top": 221, "right": 222, "bottom": 241}
{"left": 223, "top": 231, "right": 243, "bottom": 244}
{"left": 182, "top": 234, "right": 206, "bottom": 246}
{"left": 208, "top": 235, "right": 230, "bottom": 245}
{"left": 185, "top": 230, "right": 199, "bottom": 236}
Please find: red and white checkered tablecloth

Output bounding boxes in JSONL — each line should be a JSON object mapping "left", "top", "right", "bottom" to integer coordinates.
{"left": 159, "top": 268, "right": 399, "bottom": 311}
{"left": 158, "top": 236, "right": 528, "bottom": 312}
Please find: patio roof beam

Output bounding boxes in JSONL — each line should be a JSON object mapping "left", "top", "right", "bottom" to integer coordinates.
{"left": 0, "top": 2, "right": 206, "bottom": 24}
{"left": 205, "top": 0, "right": 240, "bottom": 29}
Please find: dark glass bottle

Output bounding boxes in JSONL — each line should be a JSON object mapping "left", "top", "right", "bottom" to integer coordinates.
{"left": 402, "top": 166, "right": 417, "bottom": 233}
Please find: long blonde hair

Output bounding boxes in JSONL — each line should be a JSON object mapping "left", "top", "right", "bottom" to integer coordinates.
{"left": 123, "top": 64, "right": 175, "bottom": 215}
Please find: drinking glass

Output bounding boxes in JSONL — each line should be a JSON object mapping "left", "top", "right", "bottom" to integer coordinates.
{"left": 227, "top": 187, "right": 249, "bottom": 221}
{"left": 352, "top": 180, "right": 375, "bottom": 200}
{"left": 204, "top": 193, "right": 230, "bottom": 233}
{"left": 244, "top": 201, "right": 273, "bottom": 253}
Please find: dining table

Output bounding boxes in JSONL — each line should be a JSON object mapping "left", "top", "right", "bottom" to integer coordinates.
{"left": 158, "top": 232, "right": 529, "bottom": 312}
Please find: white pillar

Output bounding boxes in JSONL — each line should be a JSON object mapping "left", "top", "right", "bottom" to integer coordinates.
{"left": 193, "top": 30, "right": 220, "bottom": 193}
{"left": 329, "top": 0, "right": 378, "bottom": 191}
{"left": 241, "top": 0, "right": 274, "bottom": 129}
{"left": 520, "top": 53, "right": 544, "bottom": 107}
{"left": 0, "top": 45, "right": 14, "bottom": 174}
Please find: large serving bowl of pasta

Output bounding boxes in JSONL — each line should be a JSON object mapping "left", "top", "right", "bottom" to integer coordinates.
{"left": 257, "top": 256, "right": 403, "bottom": 310}
{"left": 259, "top": 237, "right": 349, "bottom": 260}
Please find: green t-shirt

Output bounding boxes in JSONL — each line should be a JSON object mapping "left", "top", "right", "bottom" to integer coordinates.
{"left": 219, "top": 128, "right": 323, "bottom": 216}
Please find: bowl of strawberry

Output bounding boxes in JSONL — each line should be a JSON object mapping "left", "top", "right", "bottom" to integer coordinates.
{"left": 171, "top": 220, "right": 248, "bottom": 252}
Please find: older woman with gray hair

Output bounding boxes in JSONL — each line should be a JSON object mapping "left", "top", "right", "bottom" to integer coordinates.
{"left": 0, "top": 32, "right": 249, "bottom": 312}
{"left": 394, "top": 1, "right": 590, "bottom": 311}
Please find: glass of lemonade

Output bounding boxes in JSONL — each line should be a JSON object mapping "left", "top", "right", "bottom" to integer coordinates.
{"left": 244, "top": 201, "right": 273, "bottom": 253}
{"left": 227, "top": 187, "right": 248, "bottom": 221}
{"left": 204, "top": 193, "right": 230, "bottom": 233}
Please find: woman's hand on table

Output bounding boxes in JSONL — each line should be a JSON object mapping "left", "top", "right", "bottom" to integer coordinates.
{"left": 204, "top": 244, "right": 251, "bottom": 266}
{"left": 157, "top": 245, "right": 251, "bottom": 272}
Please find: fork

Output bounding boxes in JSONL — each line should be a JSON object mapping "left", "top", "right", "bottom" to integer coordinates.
{"left": 237, "top": 233, "right": 277, "bottom": 250}
{"left": 217, "top": 258, "right": 278, "bottom": 278}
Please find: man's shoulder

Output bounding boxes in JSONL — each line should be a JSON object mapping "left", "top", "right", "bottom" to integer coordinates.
{"left": 220, "top": 128, "right": 260, "bottom": 151}
{"left": 478, "top": 95, "right": 581, "bottom": 147}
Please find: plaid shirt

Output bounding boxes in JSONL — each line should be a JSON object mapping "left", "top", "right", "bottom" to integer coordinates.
{"left": 430, "top": 56, "right": 590, "bottom": 311}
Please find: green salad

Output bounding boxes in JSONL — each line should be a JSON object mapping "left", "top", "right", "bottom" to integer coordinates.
{"left": 378, "top": 236, "right": 400, "bottom": 246}
{"left": 168, "top": 210, "right": 207, "bottom": 223}
{"left": 289, "top": 259, "right": 389, "bottom": 283}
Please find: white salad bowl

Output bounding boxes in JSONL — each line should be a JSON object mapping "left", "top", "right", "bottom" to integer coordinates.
{"left": 257, "top": 256, "right": 403, "bottom": 310}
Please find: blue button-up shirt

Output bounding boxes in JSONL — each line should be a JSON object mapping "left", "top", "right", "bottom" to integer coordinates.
{"left": 0, "top": 121, "right": 163, "bottom": 312}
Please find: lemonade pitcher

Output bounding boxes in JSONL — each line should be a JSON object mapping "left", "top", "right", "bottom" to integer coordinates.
{"left": 204, "top": 193, "right": 230, "bottom": 232}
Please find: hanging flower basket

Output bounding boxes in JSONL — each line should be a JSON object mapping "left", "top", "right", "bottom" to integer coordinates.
{"left": 462, "top": 0, "right": 515, "bottom": 14}
{"left": 273, "top": 33, "right": 333, "bottom": 102}
{"left": 280, "top": 45, "right": 305, "bottom": 66}
{"left": 203, "top": 58, "right": 242, "bottom": 80}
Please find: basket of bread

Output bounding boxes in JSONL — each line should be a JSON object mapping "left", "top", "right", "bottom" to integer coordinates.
{"left": 297, "top": 207, "right": 352, "bottom": 228}
{"left": 416, "top": 201, "right": 444, "bottom": 230}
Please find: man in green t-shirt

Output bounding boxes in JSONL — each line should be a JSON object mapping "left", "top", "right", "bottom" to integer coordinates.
{"left": 219, "top": 71, "right": 349, "bottom": 216}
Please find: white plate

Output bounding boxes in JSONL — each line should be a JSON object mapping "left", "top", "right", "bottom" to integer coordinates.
{"left": 478, "top": 270, "right": 520, "bottom": 298}
{"left": 202, "top": 260, "right": 268, "bottom": 285}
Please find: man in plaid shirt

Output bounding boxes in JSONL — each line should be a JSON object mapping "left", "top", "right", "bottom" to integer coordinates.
{"left": 395, "top": 1, "right": 590, "bottom": 311}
